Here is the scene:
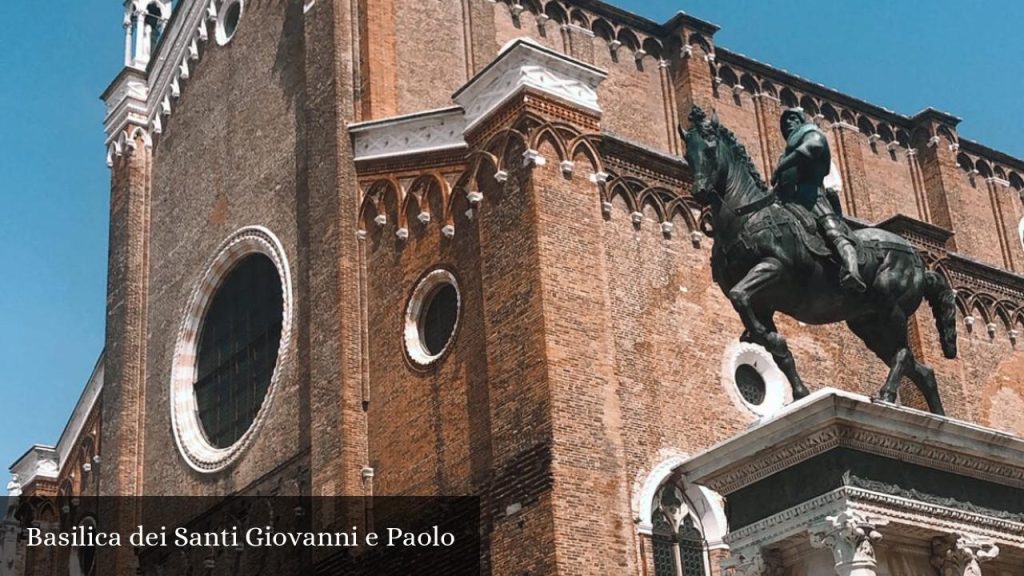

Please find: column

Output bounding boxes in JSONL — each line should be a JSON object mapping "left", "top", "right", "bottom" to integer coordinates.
{"left": 931, "top": 533, "right": 1000, "bottom": 576}
{"left": 808, "top": 509, "right": 887, "bottom": 576}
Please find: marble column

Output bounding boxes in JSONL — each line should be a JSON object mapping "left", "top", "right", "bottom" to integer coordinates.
{"left": 809, "top": 509, "right": 887, "bottom": 576}
{"left": 931, "top": 533, "right": 1000, "bottom": 576}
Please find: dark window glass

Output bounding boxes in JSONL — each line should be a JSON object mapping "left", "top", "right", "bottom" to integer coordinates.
{"left": 652, "top": 510, "right": 677, "bottom": 576}
{"left": 679, "top": 515, "right": 706, "bottom": 575}
{"left": 195, "top": 254, "right": 282, "bottom": 448}
{"left": 224, "top": 2, "right": 241, "bottom": 39}
{"left": 420, "top": 283, "right": 458, "bottom": 356}
{"left": 735, "top": 364, "right": 766, "bottom": 406}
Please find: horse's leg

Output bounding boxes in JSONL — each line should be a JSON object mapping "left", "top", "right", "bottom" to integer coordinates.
{"left": 759, "top": 312, "right": 810, "bottom": 400}
{"left": 846, "top": 311, "right": 912, "bottom": 403}
{"left": 727, "top": 258, "right": 785, "bottom": 349}
{"left": 906, "top": 359, "right": 946, "bottom": 416}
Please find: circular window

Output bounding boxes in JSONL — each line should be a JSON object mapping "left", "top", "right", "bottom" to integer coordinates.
{"left": 194, "top": 254, "right": 282, "bottom": 448}
{"left": 721, "top": 341, "right": 790, "bottom": 418}
{"left": 405, "top": 270, "right": 461, "bottom": 366}
{"left": 216, "top": 0, "right": 243, "bottom": 45}
{"left": 170, "top": 227, "right": 292, "bottom": 473}
{"left": 735, "top": 364, "right": 766, "bottom": 406}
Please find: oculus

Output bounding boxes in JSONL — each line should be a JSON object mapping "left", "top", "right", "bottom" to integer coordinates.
{"left": 216, "top": 0, "right": 243, "bottom": 45}
{"left": 405, "top": 269, "right": 461, "bottom": 367}
{"left": 170, "top": 227, "right": 292, "bottom": 472}
{"left": 721, "top": 341, "right": 790, "bottom": 418}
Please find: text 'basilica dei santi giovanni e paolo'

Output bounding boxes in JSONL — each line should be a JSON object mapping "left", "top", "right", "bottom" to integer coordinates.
{"left": 3, "top": 0, "right": 1024, "bottom": 574}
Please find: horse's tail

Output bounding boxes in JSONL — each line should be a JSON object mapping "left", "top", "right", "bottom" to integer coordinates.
{"left": 923, "top": 270, "right": 958, "bottom": 359}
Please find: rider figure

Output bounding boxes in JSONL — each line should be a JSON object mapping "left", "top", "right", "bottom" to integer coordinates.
{"left": 771, "top": 108, "right": 866, "bottom": 292}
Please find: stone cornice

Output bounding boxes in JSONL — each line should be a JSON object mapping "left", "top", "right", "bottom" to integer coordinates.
{"left": 678, "top": 389, "right": 1024, "bottom": 496}
{"left": 8, "top": 352, "right": 104, "bottom": 492}
{"left": 349, "top": 107, "right": 467, "bottom": 162}
{"left": 726, "top": 486, "right": 1024, "bottom": 555}
{"left": 453, "top": 38, "right": 607, "bottom": 133}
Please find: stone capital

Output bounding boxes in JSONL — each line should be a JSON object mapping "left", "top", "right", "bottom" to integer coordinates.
{"left": 809, "top": 510, "right": 887, "bottom": 576}
{"left": 931, "top": 533, "right": 999, "bottom": 576}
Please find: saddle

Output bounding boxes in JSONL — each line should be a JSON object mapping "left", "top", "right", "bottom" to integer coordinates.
{"left": 777, "top": 202, "right": 833, "bottom": 258}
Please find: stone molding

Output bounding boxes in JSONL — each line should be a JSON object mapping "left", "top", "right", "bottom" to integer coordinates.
{"left": 453, "top": 38, "right": 607, "bottom": 133}
{"left": 350, "top": 38, "right": 606, "bottom": 166}
{"left": 350, "top": 107, "right": 467, "bottom": 162}
{"left": 169, "top": 226, "right": 293, "bottom": 473}
{"left": 678, "top": 390, "right": 1024, "bottom": 496}
{"left": 724, "top": 485, "right": 1024, "bottom": 562}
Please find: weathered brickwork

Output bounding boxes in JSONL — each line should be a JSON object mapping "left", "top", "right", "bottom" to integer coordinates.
{"left": 14, "top": 1, "right": 1019, "bottom": 575}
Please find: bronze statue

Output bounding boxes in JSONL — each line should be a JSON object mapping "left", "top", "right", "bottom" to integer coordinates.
{"left": 772, "top": 108, "right": 865, "bottom": 292}
{"left": 680, "top": 106, "right": 956, "bottom": 414}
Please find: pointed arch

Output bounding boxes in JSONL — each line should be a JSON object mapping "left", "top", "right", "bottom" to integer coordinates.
{"left": 799, "top": 95, "right": 819, "bottom": 118}
{"left": 543, "top": 1, "right": 567, "bottom": 25}
{"left": 717, "top": 65, "right": 738, "bottom": 87}
{"left": 592, "top": 18, "right": 615, "bottom": 42}
{"left": 617, "top": 28, "right": 640, "bottom": 52}
{"left": 779, "top": 88, "right": 797, "bottom": 108}
{"left": 975, "top": 158, "right": 992, "bottom": 178}
{"left": 641, "top": 37, "right": 663, "bottom": 60}
{"left": 821, "top": 102, "right": 839, "bottom": 123}
{"left": 569, "top": 8, "right": 588, "bottom": 28}
{"left": 739, "top": 73, "right": 759, "bottom": 95}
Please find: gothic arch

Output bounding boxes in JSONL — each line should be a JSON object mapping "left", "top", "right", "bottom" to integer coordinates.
{"left": 634, "top": 456, "right": 728, "bottom": 549}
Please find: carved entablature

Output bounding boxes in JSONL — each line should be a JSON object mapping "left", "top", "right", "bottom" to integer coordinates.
{"left": 676, "top": 390, "right": 1024, "bottom": 569}
{"left": 679, "top": 389, "right": 1024, "bottom": 497}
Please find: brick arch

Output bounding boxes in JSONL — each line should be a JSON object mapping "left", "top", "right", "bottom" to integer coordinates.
{"left": 591, "top": 17, "right": 615, "bottom": 42}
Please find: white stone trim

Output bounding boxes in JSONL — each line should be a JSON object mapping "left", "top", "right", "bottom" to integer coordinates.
{"left": 169, "top": 226, "right": 293, "bottom": 473}
{"left": 349, "top": 107, "right": 467, "bottom": 162}
{"left": 634, "top": 455, "right": 729, "bottom": 549}
{"left": 721, "top": 341, "right": 791, "bottom": 419}
{"left": 453, "top": 37, "right": 607, "bottom": 133}
{"left": 404, "top": 269, "right": 461, "bottom": 367}
{"left": 215, "top": 0, "right": 243, "bottom": 45}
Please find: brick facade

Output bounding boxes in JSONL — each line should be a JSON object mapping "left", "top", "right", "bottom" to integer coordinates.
{"left": 10, "top": 1, "right": 1024, "bottom": 575}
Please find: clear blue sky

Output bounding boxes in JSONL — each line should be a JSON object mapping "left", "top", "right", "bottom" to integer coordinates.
{"left": 0, "top": 1, "right": 1021, "bottom": 476}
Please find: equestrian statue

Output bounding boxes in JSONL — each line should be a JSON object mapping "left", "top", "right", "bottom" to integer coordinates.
{"left": 680, "top": 105, "right": 957, "bottom": 415}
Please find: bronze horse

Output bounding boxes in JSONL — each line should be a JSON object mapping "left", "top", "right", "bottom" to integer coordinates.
{"left": 680, "top": 106, "right": 957, "bottom": 414}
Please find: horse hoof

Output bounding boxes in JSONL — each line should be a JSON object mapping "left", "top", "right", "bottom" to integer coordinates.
{"left": 872, "top": 394, "right": 897, "bottom": 405}
{"left": 792, "top": 386, "right": 810, "bottom": 400}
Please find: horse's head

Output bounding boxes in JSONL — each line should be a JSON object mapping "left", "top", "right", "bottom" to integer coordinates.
{"left": 679, "top": 106, "right": 723, "bottom": 206}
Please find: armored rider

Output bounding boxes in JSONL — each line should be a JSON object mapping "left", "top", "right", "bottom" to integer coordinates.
{"left": 771, "top": 108, "right": 866, "bottom": 292}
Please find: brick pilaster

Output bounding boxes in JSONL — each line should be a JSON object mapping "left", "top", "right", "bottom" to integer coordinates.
{"left": 303, "top": 0, "right": 368, "bottom": 538}
{"left": 99, "top": 126, "right": 151, "bottom": 575}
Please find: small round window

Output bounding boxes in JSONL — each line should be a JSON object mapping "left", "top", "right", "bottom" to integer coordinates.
{"left": 405, "top": 270, "right": 461, "bottom": 366}
{"left": 216, "top": 0, "right": 243, "bottom": 45}
{"left": 722, "top": 342, "right": 790, "bottom": 418}
{"left": 735, "top": 364, "right": 766, "bottom": 406}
